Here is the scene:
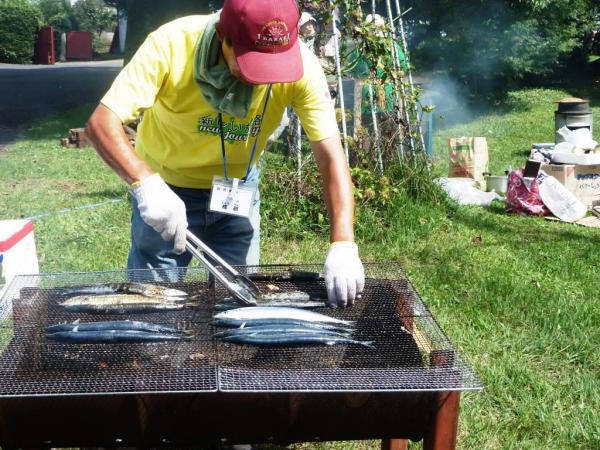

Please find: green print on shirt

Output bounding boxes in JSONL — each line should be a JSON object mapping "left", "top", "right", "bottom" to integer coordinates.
{"left": 197, "top": 115, "right": 263, "bottom": 142}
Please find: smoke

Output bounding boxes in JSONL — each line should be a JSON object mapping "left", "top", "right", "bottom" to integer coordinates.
{"left": 420, "top": 74, "right": 474, "bottom": 127}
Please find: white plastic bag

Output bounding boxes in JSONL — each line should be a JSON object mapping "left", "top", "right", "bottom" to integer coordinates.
{"left": 436, "top": 177, "right": 502, "bottom": 206}
{"left": 556, "top": 126, "right": 597, "bottom": 150}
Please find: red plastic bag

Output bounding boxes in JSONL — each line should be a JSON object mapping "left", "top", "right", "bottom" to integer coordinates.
{"left": 506, "top": 169, "right": 551, "bottom": 216}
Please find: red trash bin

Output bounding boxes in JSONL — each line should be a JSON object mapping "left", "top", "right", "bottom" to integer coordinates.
{"left": 34, "top": 26, "right": 55, "bottom": 65}
{"left": 66, "top": 31, "right": 93, "bottom": 60}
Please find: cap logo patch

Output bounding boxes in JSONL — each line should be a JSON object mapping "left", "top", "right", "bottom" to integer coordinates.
{"left": 256, "top": 20, "right": 290, "bottom": 47}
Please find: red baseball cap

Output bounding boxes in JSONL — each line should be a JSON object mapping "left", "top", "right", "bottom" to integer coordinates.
{"left": 218, "top": 0, "right": 303, "bottom": 84}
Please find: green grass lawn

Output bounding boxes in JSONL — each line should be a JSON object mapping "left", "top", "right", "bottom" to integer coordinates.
{"left": 1, "top": 88, "right": 599, "bottom": 449}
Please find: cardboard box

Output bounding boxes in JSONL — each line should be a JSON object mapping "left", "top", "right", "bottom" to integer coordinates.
{"left": 540, "top": 163, "right": 576, "bottom": 190}
{"left": 541, "top": 163, "right": 600, "bottom": 209}
{"left": 574, "top": 164, "right": 600, "bottom": 208}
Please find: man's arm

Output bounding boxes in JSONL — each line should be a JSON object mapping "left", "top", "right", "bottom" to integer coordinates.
{"left": 311, "top": 134, "right": 364, "bottom": 307}
{"left": 85, "top": 104, "right": 188, "bottom": 253}
{"left": 85, "top": 104, "right": 154, "bottom": 185}
{"left": 310, "top": 135, "right": 355, "bottom": 243}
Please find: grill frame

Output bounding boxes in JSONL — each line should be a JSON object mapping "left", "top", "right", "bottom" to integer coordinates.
{"left": 0, "top": 263, "right": 482, "bottom": 397}
{"left": 0, "top": 263, "right": 476, "bottom": 448}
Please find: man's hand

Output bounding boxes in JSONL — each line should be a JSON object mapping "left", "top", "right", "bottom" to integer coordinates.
{"left": 324, "top": 241, "right": 365, "bottom": 307}
{"left": 130, "top": 174, "right": 188, "bottom": 254}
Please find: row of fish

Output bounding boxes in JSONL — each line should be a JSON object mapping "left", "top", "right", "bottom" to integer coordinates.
{"left": 48, "top": 282, "right": 370, "bottom": 347}
{"left": 45, "top": 320, "right": 192, "bottom": 343}
{"left": 56, "top": 282, "right": 195, "bottom": 314}
{"left": 212, "top": 307, "right": 374, "bottom": 348}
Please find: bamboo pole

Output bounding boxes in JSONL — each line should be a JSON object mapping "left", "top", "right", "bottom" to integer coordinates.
{"left": 368, "top": 1, "right": 384, "bottom": 174}
{"left": 328, "top": 0, "right": 350, "bottom": 162}
{"left": 384, "top": 0, "right": 413, "bottom": 157}
{"left": 393, "top": 0, "right": 426, "bottom": 153}
{"left": 368, "top": 83, "right": 384, "bottom": 175}
{"left": 296, "top": 114, "right": 302, "bottom": 201}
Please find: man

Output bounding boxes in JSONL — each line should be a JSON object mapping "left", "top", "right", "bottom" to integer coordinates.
{"left": 86, "top": 0, "right": 364, "bottom": 307}
{"left": 299, "top": 12, "right": 318, "bottom": 53}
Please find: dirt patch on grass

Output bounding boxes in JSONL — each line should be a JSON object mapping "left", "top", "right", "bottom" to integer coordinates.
{"left": 52, "top": 180, "right": 86, "bottom": 192}
{"left": 3, "top": 179, "right": 85, "bottom": 193}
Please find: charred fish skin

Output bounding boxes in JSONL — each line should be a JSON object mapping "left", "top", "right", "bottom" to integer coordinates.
{"left": 114, "top": 282, "right": 188, "bottom": 299}
{"left": 44, "top": 320, "right": 190, "bottom": 335}
{"left": 223, "top": 291, "right": 325, "bottom": 304}
{"left": 59, "top": 294, "right": 189, "bottom": 307}
{"left": 221, "top": 332, "right": 374, "bottom": 348}
{"left": 214, "top": 306, "right": 353, "bottom": 326}
{"left": 211, "top": 318, "right": 354, "bottom": 334}
{"left": 57, "top": 283, "right": 188, "bottom": 300}
{"left": 46, "top": 329, "right": 191, "bottom": 343}
{"left": 214, "top": 300, "right": 326, "bottom": 311}
{"left": 259, "top": 291, "right": 311, "bottom": 302}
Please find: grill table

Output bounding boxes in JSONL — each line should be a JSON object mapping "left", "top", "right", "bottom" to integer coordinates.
{"left": 0, "top": 264, "right": 482, "bottom": 449}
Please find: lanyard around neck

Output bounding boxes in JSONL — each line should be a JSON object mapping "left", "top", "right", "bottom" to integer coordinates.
{"left": 218, "top": 84, "right": 273, "bottom": 181}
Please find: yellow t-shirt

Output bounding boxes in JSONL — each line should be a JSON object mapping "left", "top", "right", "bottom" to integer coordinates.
{"left": 101, "top": 15, "right": 339, "bottom": 188}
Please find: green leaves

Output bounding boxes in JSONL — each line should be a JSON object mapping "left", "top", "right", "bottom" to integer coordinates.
{"left": 0, "top": 2, "right": 43, "bottom": 63}
{"left": 410, "top": 0, "right": 598, "bottom": 92}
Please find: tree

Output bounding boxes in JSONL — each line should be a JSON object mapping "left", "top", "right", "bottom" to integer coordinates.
{"left": 0, "top": 0, "right": 43, "bottom": 63}
{"left": 36, "top": 0, "right": 74, "bottom": 34}
{"left": 122, "top": 0, "right": 221, "bottom": 60}
{"left": 71, "top": 0, "right": 115, "bottom": 36}
{"left": 402, "top": 0, "right": 599, "bottom": 93}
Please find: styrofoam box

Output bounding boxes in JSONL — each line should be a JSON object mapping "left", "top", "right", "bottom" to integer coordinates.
{"left": 549, "top": 152, "right": 600, "bottom": 165}
{"left": 0, "top": 220, "right": 39, "bottom": 319}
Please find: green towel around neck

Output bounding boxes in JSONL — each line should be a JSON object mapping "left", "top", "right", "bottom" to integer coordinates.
{"left": 193, "top": 14, "right": 254, "bottom": 119}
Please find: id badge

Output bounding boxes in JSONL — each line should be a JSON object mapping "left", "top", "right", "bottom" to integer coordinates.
{"left": 209, "top": 176, "right": 257, "bottom": 218}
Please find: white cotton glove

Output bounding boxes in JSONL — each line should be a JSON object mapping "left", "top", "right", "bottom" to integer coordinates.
{"left": 324, "top": 241, "right": 365, "bottom": 308}
{"left": 130, "top": 173, "right": 188, "bottom": 254}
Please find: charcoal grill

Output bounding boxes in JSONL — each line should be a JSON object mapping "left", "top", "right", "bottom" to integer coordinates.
{"left": 0, "top": 263, "right": 482, "bottom": 450}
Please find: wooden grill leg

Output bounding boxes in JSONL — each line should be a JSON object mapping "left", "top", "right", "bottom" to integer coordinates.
{"left": 381, "top": 438, "right": 408, "bottom": 450}
{"left": 423, "top": 391, "right": 461, "bottom": 450}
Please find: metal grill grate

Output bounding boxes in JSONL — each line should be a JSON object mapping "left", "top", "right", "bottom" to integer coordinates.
{"left": 0, "top": 264, "right": 482, "bottom": 396}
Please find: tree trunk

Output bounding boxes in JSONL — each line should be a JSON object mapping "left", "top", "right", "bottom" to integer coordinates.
{"left": 123, "top": 0, "right": 223, "bottom": 61}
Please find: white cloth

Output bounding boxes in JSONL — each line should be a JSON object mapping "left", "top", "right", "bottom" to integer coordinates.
{"left": 130, "top": 173, "right": 188, "bottom": 254}
{"left": 324, "top": 242, "right": 365, "bottom": 307}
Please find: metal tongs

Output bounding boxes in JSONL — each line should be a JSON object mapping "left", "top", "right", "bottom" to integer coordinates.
{"left": 185, "top": 230, "right": 260, "bottom": 305}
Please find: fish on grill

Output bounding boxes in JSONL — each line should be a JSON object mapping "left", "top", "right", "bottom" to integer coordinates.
{"left": 211, "top": 318, "right": 354, "bottom": 334}
{"left": 57, "top": 282, "right": 188, "bottom": 300}
{"left": 58, "top": 294, "right": 195, "bottom": 314}
{"left": 213, "top": 306, "right": 353, "bottom": 326}
{"left": 46, "top": 329, "right": 192, "bottom": 344}
{"left": 214, "top": 299, "right": 326, "bottom": 311}
{"left": 220, "top": 331, "right": 373, "bottom": 348}
{"left": 214, "top": 325, "right": 353, "bottom": 339}
{"left": 259, "top": 291, "right": 312, "bottom": 302}
{"left": 44, "top": 320, "right": 191, "bottom": 335}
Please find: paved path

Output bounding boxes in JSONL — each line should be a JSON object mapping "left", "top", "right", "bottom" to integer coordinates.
{"left": 0, "top": 60, "right": 122, "bottom": 149}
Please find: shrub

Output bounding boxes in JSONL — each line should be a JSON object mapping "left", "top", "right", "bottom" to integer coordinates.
{"left": 260, "top": 153, "right": 448, "bottom": 241}
{"left": 0, "top": 1, "right": 43, "bottom": 64}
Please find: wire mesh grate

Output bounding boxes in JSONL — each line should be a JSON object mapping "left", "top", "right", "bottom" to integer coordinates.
{"left": 0, "top": 263, "right": 482, "bottom": 396}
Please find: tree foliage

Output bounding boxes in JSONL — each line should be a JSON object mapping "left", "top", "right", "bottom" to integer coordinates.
{"left": 0, "top": 0, "right": 43, "bottom": 63}
{"left": 402, "top": 0, "right": 598, "bottom": 92}
{"left": 36, "top": 0, "right": 74, "bottom": 34}
{"left": 122, "top": 0, "right": 221, "bottom": 60}
{"left": 71, "top": 0, "right": 115, "bottom": 35}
